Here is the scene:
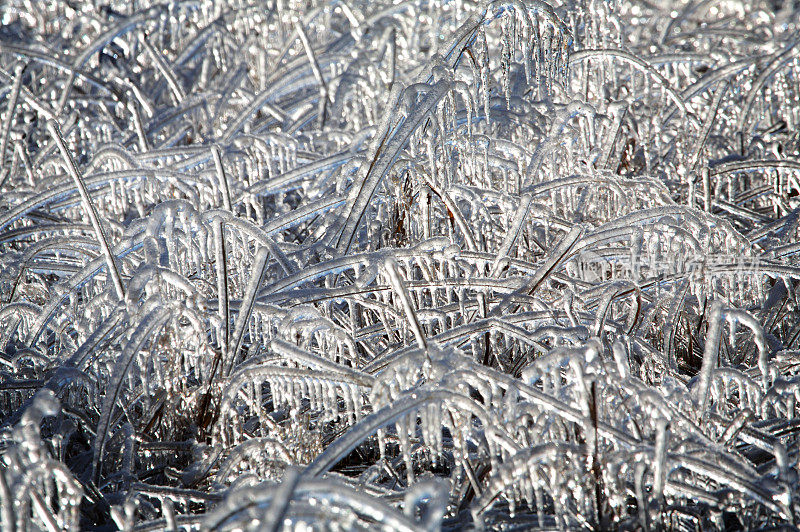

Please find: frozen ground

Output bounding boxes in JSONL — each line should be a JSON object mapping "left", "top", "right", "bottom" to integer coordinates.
{"left": 0, "top": 0, "right": 799, "bottom": 530}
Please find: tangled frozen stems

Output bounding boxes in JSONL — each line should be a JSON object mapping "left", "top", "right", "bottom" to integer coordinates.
{"left": 1, "top": 0, "right": 800, "bottom": 530}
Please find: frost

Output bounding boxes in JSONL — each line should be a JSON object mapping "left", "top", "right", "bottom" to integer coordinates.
{"left": 1, "top": 0, "right": 800, "bottom": 530}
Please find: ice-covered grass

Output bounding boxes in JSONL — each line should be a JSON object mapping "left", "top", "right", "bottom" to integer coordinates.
{"left": 0, "top": 0, "right": 799, "bottom": 529}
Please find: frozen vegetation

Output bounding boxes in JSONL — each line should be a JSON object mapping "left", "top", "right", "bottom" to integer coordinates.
{"left": 1, "top": 0, "right": 800, "bottom": 529}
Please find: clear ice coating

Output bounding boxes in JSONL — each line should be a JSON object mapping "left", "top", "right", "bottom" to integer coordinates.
{"left": 0, "top": 0, "right": 799, "bottom": 530}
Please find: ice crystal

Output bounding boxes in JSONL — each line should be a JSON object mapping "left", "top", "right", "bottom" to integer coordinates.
{"left": 1, "top": 0, "right": 799, "bottom": 530}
